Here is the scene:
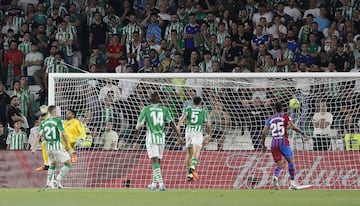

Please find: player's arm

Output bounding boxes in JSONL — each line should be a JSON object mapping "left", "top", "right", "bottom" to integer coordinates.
{"left": 61, "top": 131, "right": 71, "bottom": 151}
{"left": 177, "top": 112, "right": 187, "bottom": 129}
{"left": 31, "top": 133, "right": 43, "bottom": 153}
{"left": 170, "top": 121, "right": 183, "bottom": 145}
{"left": 261, "top": 125, "right": 269, "bottom": 153}
{"left": 288, "top": 119, "right": 309, "bottom": 139}
{"left": 204, "top": 120, "right": 211, "bottom": 144}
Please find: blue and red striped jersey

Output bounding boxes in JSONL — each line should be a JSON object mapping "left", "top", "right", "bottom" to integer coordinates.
{"left": 265, "top": 113, "right": 291, "bottom": 147}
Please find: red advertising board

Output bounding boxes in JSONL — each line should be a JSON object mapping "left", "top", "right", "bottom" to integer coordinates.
{"left": 1, "top": 150, "right": 359, "bottom": 189}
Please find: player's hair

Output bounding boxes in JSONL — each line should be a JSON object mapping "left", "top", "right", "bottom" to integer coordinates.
{"left": 68, "top": 109, "right": 76, "bottom": 117}
{"left": 48, "top": 105, "right": 57, "bottom": 114}
{"left": 274, "top": 102, "right": 283, "bottom": 113}
{"left": 149, "top": 93, "right": 160, "bottom": 104}
{"left": 193, "top": 96, "right": 202, "bottom": 105}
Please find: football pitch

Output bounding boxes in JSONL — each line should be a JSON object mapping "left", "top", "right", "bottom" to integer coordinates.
{"left": 0, "top": 189, "right": 359, "bottom": 206}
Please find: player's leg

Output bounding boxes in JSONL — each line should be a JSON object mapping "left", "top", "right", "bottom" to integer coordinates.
{"left": 188, "top": 132, "right": 204, "bottom": 180}
{"left": 147, "top": 144, "right": 165, "bottom": 191}
{"left": 186, "top": 148, "right": 194, "bottom": 181}
{"left": 46, "top": 151, "right": 56, "bottom": 188}
{"left": 270, "top": 146, "right": 283, "bottom": 190}
{"left": 63, "top": 139, "right": 78, "bottom": 163}
{"left": 185, "top": 131, "right": 194, "bottom": 181}
{"left": 36, "top": 141, "right": 49, "bottom": 171}
{"left": 282, "top": 146, "right": 296, "bottom": 189}
{"left": 54, "top": 150, "right": 72, "bottom": 189}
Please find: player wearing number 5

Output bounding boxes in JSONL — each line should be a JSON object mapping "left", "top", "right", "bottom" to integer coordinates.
{"left": 261, "top": 102, "right": 309, "bottom": 190}
{"left": 32, "top": 105, "right": 72, "bottom": 189}
{"left": 135, "top": 93, "right": 182, "bottom": 191}
{"left": 177, "top": 96, "right": 211, "bottom": 182}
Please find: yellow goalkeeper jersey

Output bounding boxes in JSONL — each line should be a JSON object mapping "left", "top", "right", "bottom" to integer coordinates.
{"left": 63, "top": 118, "right": 86, "bottom": 143}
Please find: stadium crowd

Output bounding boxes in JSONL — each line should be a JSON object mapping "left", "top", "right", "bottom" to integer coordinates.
{"left": 1, "top": 0, "right": 360, "bottom": 151}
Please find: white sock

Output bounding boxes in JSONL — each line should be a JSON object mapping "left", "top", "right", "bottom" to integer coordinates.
{"left": 290, "top": 180, "right": 296, "bottom": 186}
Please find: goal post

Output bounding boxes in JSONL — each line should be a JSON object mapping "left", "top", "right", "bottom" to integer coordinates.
{"left": 48, "top": 72, "right": 360, "bottom": 189}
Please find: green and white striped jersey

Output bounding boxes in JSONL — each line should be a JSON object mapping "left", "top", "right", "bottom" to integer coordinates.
{"left": 38, "top": 117, "right": 65, "bottom": 151}
{"left": 6, "top": 130, "right": 28, "bottom": 150}
{"left": 136, "top": 104, "right": 173, "bottom": 144}
{"left": 184, "top": 106, "right": 209, "bottom": 133}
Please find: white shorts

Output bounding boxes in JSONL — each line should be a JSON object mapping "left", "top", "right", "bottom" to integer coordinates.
{"left": 146, "top": 144, "right": 165, "bottom": 159}
{"left": 185, "top": 131, "right": 203, "bottom": 148}
{"left": 47, "top": 149, "right": 71, "bottom": 164}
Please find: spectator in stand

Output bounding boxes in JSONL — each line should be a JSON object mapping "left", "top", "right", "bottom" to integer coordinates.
{"left": 311, "top": 22, "right": 325, "bottom": 47}
{"left": 206, "top": 11, "right": 218, "bottom": 35}
{"left": 141, "top": 11, "right": 162, "bottom": 44}
{"left": 268, "top": 15, "right": 287, "bottom": 41}
{"left": 6, "top": 95, "right": 27, "bottom": 130}
{"left": 312, "top": 101, "right": 333, "bottom": 151}
{"left": 251, "top": 25, "right": 269, "bottom": 52}
{"left": 56, "top": 20, "right": 74, "bottom": 65}
{"left": 183, "top": 13, "right": 200, "bottom": 66}
{"left": 11, "top": 80, "right": 30, "bottom": 122}
{"left": 262, "top": 54, "right": 277, "bottom": 72}
{"left": 209, "top": 101, "right": 230, "bottom": 151}
{"left": 89, "top": 45, "right": 106, "bottom": 72}
{"left": 101, "top": 122, "right": 118, "bottom": 150}
{"left": 34, "top": 2, "right": 47, "bottom": 25}
{"left": 6, "top": 120, "right": 28, "bottom": 150}
{"left": 284, "top": 0, "right": 302, "bottom": 23}
{"left": 0, "top": 124, "right": 6, "bottom": 150}
{"left": 199, "top": 50, "right": 213, "bottom": 73}
{"left": 221, "top": 36, "right": 238, "bottom": 72}
{"left": 121, "top": 13, "right": 143, "bottom": 45}
{"left": 303, "top": 0, "right": 320, "bottom": 19}
{"left": 126, "top": 31, "right": 142, "bottom": 71}
{"left": 106, "top": 34, "right": 124, "bottom": 73}
{"left": 115, "top": 55, "right": 128, "bottom": 73}
{"left": 168, "top": 30, "right": 185, "bottom": 58}
{"left": 331, "top": 43, "right": 350, "bottom": 72}
{"left": 275, "top": 2, "right": 292, "bottom": 26}
{"left": 194, "top": 22, "right": 210, "bottom": 57}
{"left": 294, "top": 42, "right": 314, "bottom": 67}
{"left": 286, "top": 29, "right": 301, "bottom": 53}
{"left": 0, "top": 81, "right": 10, "bottom": 127}
{"left": 298, "top": 14, "right": 313, "bottom": 44}
{"left": 314, "top": 7, "right": 330, "bottom": 33}
{"left": 308, "top": 32, "right": 322, "bottom": 63}
{"left": 164, "top": 13, "right": 183, "bottom": 40}
{"left": 2, "top": 15, "right": 18, "bottom": 35}
{"left": 138, "top": 56, "right": 153, "bottom": 73}
{"left": 4, "top": 40, "right": 23, "bottom": 89}
{"left": 89, "top": 12, "right": 108, "bottom": 53}
{"left": 252, "top": 3, "right": 272, "bottom": 27}
{"left": 25, "top": 44, "right": 43, "bottom": 84}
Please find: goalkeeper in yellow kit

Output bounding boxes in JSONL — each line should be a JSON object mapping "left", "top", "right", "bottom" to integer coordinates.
{"left": 36, "top": 108, "right": 87, "bottom": 171}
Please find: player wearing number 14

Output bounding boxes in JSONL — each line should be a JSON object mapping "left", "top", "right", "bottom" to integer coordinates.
{"left": 261, "top": 102, "right": 309, "bottom": 190}
{"left": 135, "top": 93, "right": 182, "bottom": 191}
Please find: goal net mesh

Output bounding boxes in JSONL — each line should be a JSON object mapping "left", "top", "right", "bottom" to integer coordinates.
{"left": 50, "top": 73, "right": 360, "bottom": 190}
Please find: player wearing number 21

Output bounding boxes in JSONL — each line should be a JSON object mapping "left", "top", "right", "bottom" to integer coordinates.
{"left": 177, "top": 96, "right": 211, "bottom": 182}
{"left": 261, "top": 102, "right": 309, "bottom": 190}
{"left": 32, "top": 105, "right": 72, "bottom": 189}
{"left": 135, "top": 93, "right": 182, "bottom": 191}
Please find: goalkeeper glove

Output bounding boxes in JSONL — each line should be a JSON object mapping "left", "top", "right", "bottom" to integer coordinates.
{"left": 75, "top": 139, "right": 84, "bottom": 147}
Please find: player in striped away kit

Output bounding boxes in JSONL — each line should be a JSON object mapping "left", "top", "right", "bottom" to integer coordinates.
{"left": 177, "top": 96, "right": 211, "bottom": 181}
{"left": 32, "top": 105, "right": 72, "bottom": 189}
{"left": 135, "top": 93, "right": 182, "bottom": 191}
{"left": 261, "top": 102, "right": 309, "bottom": 190}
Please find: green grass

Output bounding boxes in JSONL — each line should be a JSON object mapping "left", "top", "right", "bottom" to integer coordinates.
{"left": 0, "top": 189, "right": 358, "bottom": 206}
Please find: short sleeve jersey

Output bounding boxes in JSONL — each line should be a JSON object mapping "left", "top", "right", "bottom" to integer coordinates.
{"left": 38, "top": 117, "right": 65, "bottom": 151}
{"left": 184, "top": 106, "right": 209, "bottom": 133}
{"left": 137, "top": 104, "right": 173, "bottom": 144}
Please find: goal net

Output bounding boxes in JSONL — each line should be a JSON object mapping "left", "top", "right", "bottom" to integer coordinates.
{"left": 48, "top": 72, "right": 360, "bottom": 190}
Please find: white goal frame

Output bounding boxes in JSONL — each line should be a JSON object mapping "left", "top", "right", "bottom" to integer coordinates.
{"left": 48, "top": 72, "right": 360, "bottom": 190}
